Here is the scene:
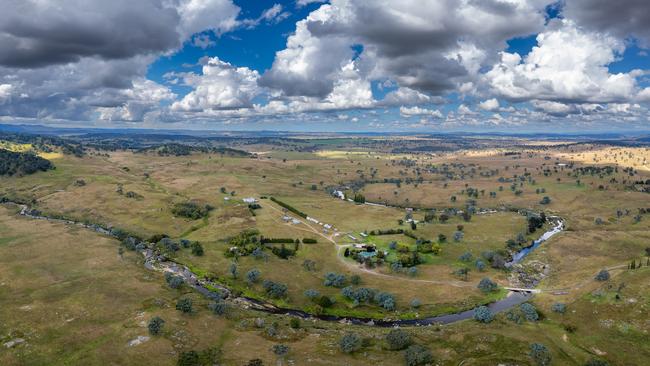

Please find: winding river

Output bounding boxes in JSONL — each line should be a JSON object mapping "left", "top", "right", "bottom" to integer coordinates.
{"left": 12, "top": 202, "right": 564, "bottom": 327}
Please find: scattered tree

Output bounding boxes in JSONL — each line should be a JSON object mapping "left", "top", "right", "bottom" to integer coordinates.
{"left": 386, "top": 329, "right": 411, "bottom": 350}
{"left": 477, "top": 278, "right": 498, "bottom": 293}
{"left": 473, "top": 306, "right": 494, "bottom": 323}
{"left": 176, "top": 298, "right": 193, "bottom": 313}
{"left": 339, "top": 333, "right": 362, "bottom": 354}
{"left": 246, "top": 268, "right": 261, "bottom": 284}
{"left": 595, "top": 269, "right": 610, "bottom": 281}
{"left": 148, "top": 316, "right": 165, "bottom": 335}
{"left": 404, "top": 345, "right": 434, "bottom": 366}
{"left": 529, "top": 343, "right": 552, "bottom": 366}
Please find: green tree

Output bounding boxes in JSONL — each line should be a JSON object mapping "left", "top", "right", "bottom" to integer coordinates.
{"left": 404, "top": 345, "right": 434, "bottom": 366}
{"left": 176, "top": 298, "right": 193, "bottom": 313}
{"left": 339, "top": 333, "right": 362, "bottom": 354}
{"left": 473, "top": 306, "right": 494, "bottom": 323}
{"left": 529, "top": 343, "right": 551, "bottom": 366}
{"left": 595, "top": 269, "right": 610, "bottom": 281}
{"left": 148, "top": 316, "right": 165, "bottom": 335}
{"left": 477, "top": 277, "right": 498, "bottom": 293}
{"left": 385, "top": 329, "right": 411, "bottom": 351}
{"left": 246, "top": 268, "right": 261, "bottom": 284}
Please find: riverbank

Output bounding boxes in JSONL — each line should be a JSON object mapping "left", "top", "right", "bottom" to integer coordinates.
{"left": 6, "top": 201, "right": 565, "bottom": 327}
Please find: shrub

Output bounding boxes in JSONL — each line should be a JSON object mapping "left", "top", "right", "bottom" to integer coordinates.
{"left": 165, "top": 273, "right": 184, "bottom": 289}
{"left": 272, "top": 344, "right": 289, "bottom": 356}
{"left": 453, "top": 231, "right": 464, "bottom": 242}
{"left": 229, "top": 263, "right": 238, "bottom": 279}
{"left": 262, "top": 280, "right": 288, "bottom": 298}
{"left": 177, "top": 351, "right": 200, "bottom": 366}
{"left": 551, "top": 302, "right": 566, "bottom": 314}
{"left": 209, "top": 300, "right": 228, "bottom": 316}
{"left": 252, "top": 248, "right": 269, "bottom": 261}
{"left": 190, "top": 241, "right": 204, "bottom": 256}
{"left": 350, "top": 274, "right": 361, "bottom": 285}
{"left": 584, "top": 359, "right": 610, "bottom": 366}
{"left": 374, "top": 292, "right": 396, "bottom": 311}
{"left": 595, "top": 269, "right": 610, "bottom": 281}
{"left": 148, "top": 316, "right": 165, "bottom": 335}
{"left": 529, "top": 343, "right": 552, "bottom": 366}
{"left": 289, "top": 318, "right": 301, "bottom": 329}
{"left": 158, "top": 237, "right": 180, "bottom": 253}
{"left": 339, "top": 333, "right": 362, "bottom": 354}
{"left": 473, "top": 306, "right": 494, "bottom": 323}
{"left": 520, "top": 303, "right": 539, "bottom": 321}
{"left": 176, "top": 298, "right": 193, "bottom": 313}
{"left": 246, "top": 359, "right": 264, "bottom": 366}
{"left": 475, "top": 259, "right": 486, "bottom": 271}
{"left": 407, "top": 267, "right": 418, "bottom": 277}
{"left": 386, "top": 329, "right": 411, "bottom": 350}
{"left": 246, "top": 268, "right": 261, "bottom": 284}
{"left": 477, "top": 278, "right": 498, "bottom": 293}
{"left": 172, "top": 201, "right": 212, "bottom": 219}
{"left": 404, "top": 345, "right": 434, "bottom": 366}
{"left": 304, "top": 289, "right": 320, "bottom": 299}
{"left": 323, "top": 272, "right": 347, "bottom": 287}
{"left": 410, "top": 298, "right": 421, "bottom": 308}
{"left": 459, "top": 252, "right": 473, "bottom": 262}
{"left": 316, "top": 295, "right": 334, "bottom": 308}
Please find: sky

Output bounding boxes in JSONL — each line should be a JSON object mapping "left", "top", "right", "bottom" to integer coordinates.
{"left": 0, "top": 0, "right": 649, "bottom": 132}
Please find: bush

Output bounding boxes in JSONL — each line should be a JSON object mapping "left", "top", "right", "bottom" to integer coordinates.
{"left": 410, "top": 298, "right": 421, "bottom": 308}
{"left": 339, "top": 333, "right": 362, "bottom": 354}
{"left": 323, "top": 272, "right": 347, "bottom": 287}
{"left": 529, "top": 343, "right": 552, "bottom": 366}
{"left": 172, "top": 201, "right": 212, "bottom": 219}
{"left": 272, "top": 344, "right": 289, "bottom": 356}
{"left": 159, "top": 237, "right": 180, "bottom": 253}
{"left": 475, "top": 259, "right": 486, "bottom": 271}
{"left": 177, "top": 351, "right": 199, "bottom": 366}
{"left": 176, "top": 298, "right": 193, "bottom": 313}
{"left": 520, "top": 303, "right": 539, "bottom": 321}
{"left": 584, "top": 359, "right": 610, "bottom": 366}
{"left": 477, "top": 278, "right": 498, "bottom": 293}
{"left": 246, "top": 268, "right": 261, "bottom": 284}
{"left": 262, "top": 280, "right": 288, "bottom": 298}
{"left": 148, "top": 316, "right": 165, "bottom": 335}
{"left": 165, "top": 273, "right": 184, "bottom": 289}
{"left": 246, "top": 359, "right": 264, "bottom": 366}
{"left": 374, "top": 292, "right": 396, "bottom": 311}
{"left": 289, "top": 318, "right": 301, "bottom": 329}
{"left": 316, "top": 295, "right": 334, "bottom": 308}
{"left": 190, "top": 241, "right": 204, "bottom": 256}
{"left": 473, "top": 306, "right": 494, "bottom": 323}
{"left": 453, "top": 231, "right": 464, "bottom": 242}
{"left": 407, "top": 267, "right": 418, "bottom": 277}
{"left": 302, "top": 238, "right": 318, "bottom": 244}
{"left": 595, "top": 269, "right": 610, "bottom": 281}
{"left": 386, "top": 329, "right": 411, "bottom": 350}
{"left": 350, "top": 274, "right": 361, "bottom": 285}
{"left": 209, "top": 300, "right": 228, "bottom": 316}
{"left": 551, "top": 302, "right": 566, "bottom": 314}
{"left": 304, "top": 289, "right": 320, "bottom": 299}
{"left": 404, "top": 345, "right": 434, "bottom": 366}
{"left": 459, "top": 252, "right": 473, "bottom": 262}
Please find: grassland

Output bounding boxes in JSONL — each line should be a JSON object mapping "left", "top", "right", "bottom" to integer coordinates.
{"left": 1, "top": 135, "right": 650, "bottom": 365}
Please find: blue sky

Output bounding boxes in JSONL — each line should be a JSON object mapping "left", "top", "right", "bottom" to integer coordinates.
{"left": 0, "top": 0, "right": 649, "bottom": 132}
